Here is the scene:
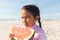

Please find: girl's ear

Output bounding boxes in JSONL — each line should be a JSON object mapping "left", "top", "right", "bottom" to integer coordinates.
{"left": 35, "top": 16, "right": 40, "bottom": 20}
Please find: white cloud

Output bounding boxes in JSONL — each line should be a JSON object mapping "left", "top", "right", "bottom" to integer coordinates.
{"left": 41, "top": 13, "right": 60, "bottom": 19}
{"left": 41, "top": 14, "right": 50, "bottom": 19}
{"left": 42, "top": 14, "right": 49, "bottom": 17}
{"left": 53, "top": 13, "right": 60, "bottom": 16}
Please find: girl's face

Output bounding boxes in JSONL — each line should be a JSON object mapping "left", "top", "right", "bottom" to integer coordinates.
{"left": 21, "top": 9, "right": 36, "bottom": 27}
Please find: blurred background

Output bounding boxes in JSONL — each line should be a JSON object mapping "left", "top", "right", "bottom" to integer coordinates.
{"left": 0, "top": 0, "right": 60, "bottom": 40}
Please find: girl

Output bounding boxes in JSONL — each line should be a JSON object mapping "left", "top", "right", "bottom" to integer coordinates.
{"left": 9, "top": 5, "right": 47, "bottom": 40}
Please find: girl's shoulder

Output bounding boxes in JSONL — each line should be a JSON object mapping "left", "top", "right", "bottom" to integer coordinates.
{"left": 32, "top": 25, "right": 47, "bottom": 40}
{"left": 32, "top": 25, "right": 44, "bottom": 33}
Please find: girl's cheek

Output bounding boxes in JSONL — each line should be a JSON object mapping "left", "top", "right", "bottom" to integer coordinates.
{"left": 26, "top": 19, "right": 30, "bottom": 22}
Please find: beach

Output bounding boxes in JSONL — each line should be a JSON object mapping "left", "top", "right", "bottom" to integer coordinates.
{"left": 0, "top": 20, "right": 60, "bottom": 40}
{"left": 41, "top": 20, "right": 60, "bottom": 40}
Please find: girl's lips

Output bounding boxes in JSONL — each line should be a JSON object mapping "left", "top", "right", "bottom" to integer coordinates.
{"left": 23, "top": 23, "right": 27, "bottom": 25}
{"left": 24, "top": 24, "right": 30, "bottom": 27}
{"left": 23, "top": 23, "right": 28, "bottom": 26}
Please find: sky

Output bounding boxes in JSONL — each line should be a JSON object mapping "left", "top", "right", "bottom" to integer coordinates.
{"left": 0, "top": 0, "right": 60, "bottom": 20}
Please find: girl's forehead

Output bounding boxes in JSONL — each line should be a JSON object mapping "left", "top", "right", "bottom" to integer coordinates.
{"left": 21, "top": 9, "right": 32, "bottom": 16}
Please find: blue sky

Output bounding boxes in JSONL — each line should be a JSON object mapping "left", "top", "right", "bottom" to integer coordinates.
{"left": 0, "top": 0, "right": 60, "bottom": 20}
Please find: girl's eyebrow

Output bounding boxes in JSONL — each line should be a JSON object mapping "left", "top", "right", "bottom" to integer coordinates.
{"left": 21, "top": 16, "right": 29, "bottom": 18}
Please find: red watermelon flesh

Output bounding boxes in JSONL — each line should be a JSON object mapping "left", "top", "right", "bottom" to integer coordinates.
{"left": 11, "top": 26, "right": 35, "bottom": 40}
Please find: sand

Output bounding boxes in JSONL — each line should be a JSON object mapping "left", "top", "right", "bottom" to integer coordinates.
{"left": 41, "top": 20, "right": 60, "bottom": 40}
{"left": 0, "top": 20, "right": 60, "bottom": 40}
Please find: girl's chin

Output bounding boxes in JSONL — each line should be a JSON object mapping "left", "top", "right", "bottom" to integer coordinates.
{"left": 22, "top": 23, "right": 31, "bottom": 27}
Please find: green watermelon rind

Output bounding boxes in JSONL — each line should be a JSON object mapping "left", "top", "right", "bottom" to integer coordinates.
{"left": 28, "top": 30, "right": 35, "bottom": 40}
{"left": 24, "top": 29, "right": 35, "bottom": 40}
{"left": 13, "top": 28, "right": 35, "bottom": 40}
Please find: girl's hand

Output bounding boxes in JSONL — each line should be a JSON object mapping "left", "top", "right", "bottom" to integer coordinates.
{"left": 9, "top": 33, "right": 15, "bottom": 40}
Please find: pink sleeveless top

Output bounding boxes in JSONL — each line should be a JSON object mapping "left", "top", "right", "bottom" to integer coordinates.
{"left": 31, "top": 25, "right": 47, "bottom": 40}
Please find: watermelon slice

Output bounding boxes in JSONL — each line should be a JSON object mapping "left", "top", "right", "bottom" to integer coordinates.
{"left": 11, "top": 26, "right": 35, "bottom": 40}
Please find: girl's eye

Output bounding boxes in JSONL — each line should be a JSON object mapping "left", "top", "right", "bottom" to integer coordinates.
{"left": 22, "top": 17, "right": 24, "bottom": 19}
{"left": 26, "top": 16, "right": 29, "bottom": 18}
{"left": 26, "top": 16, "right": 30, "bottom": 19}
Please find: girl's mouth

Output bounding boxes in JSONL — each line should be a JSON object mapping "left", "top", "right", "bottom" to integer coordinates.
{"left": 23, "top": 23, "right": 28, "bottom": 27}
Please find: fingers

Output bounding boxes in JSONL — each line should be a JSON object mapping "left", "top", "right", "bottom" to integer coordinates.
{"left": 9, "top": 33, "right": 15, "bottom": 38}
{"left": 9, "top": 33, "right": 15, "bottom": 40}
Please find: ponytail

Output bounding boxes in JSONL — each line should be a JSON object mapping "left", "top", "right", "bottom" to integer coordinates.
{"left": 38, "top": 18, "right": 41, "bottom": 28}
